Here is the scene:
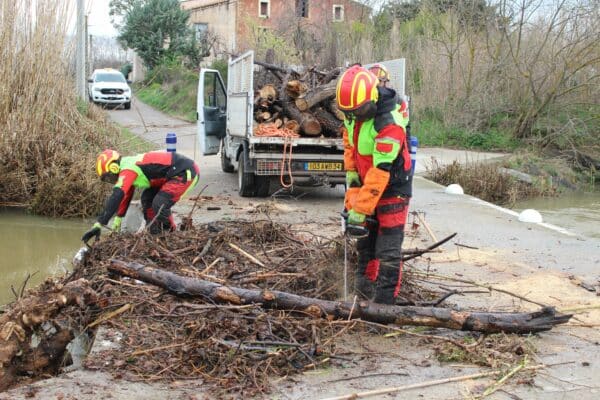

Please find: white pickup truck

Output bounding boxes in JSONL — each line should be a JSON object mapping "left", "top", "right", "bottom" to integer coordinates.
{"left": 197, "top": 51, "right": 405, "bottom": 197}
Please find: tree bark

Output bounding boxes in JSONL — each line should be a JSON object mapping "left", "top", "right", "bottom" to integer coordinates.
{"left": 0, "top": 279, "right": 97, "bottom": 391}
{"left": 295, "top": 80, "right": 338, "bottom": 111}
{"left": 313, "top": 107, "right": 343, "bottom": 138}
{"left": 285, "top": 80, "right": 309, "bottom": 99}
{"left": 108, "top": 260, "right": 572, "bottom": 334}
{"left": 327, "top": 99, "right": 346, "bottom": 121}
{"left": 282, "top": 101, "right": 322, "bottom": 136}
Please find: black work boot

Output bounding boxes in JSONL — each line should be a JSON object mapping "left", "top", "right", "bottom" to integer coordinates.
{"left": 355, "top": 275, "right": 375, "bottom": 300}
{"left": 373, "top": 264, "right": 399, "bottom": 305}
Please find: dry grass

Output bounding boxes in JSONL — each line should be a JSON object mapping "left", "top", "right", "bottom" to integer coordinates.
{"left": 425, "top": 159, "right": 555, "bottom": 206}
{"left": 0, "top": 0, "right": 122, "bottom": 217}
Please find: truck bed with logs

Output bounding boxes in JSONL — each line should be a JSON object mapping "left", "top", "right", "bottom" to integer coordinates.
{"left": 196, "top": 51, "right": 405, "bottom": 197}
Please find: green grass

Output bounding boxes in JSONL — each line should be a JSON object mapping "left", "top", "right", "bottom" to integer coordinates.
{"left": 414, "top": 116, "right": 518, "bottom": 151}
{"left": 135, "top": 81, "right": 197, "bottom": 122}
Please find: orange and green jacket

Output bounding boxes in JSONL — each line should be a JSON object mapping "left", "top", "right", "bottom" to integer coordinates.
{"left": 343, "top": 87, "right": 412, "bottom": 215}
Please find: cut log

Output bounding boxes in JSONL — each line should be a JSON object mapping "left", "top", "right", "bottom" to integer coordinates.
{"left": 328, "top": 99, "right": 346, "bottom": 121}
{"left": 295, "top": 80, "right": 338, "bottom": 111}
{"left": 0, "top": 279, "right": 97, "bottom": 391}
{"left": 286, "top": 80, "right": 308, "bottom": 99}
{"left": 255, "top": 111, "right": 272, "bottom": 122}
{"left": 313, "top": 107, "right": 343, "bottom": 138}
{"left": 284, "top": 120, "right": 300, "bottom": 134}
{"left": 321, "top": 66, "right": 343, "bottom": 84}
{"left": 282, "top": 100, "right": 322, "bottom": 136}
{"left": 259, "top": 84, "right": 277, "bottom": 103}
{"left": 108, "top": 260, "right": 572, "bottom": 334}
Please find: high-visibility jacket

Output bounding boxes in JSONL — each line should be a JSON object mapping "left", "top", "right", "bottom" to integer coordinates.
{"left": 343, "top": 87, "right": 412, "bottom": 216}
{"left": 97, "top": 152, "right": 197, "bottom": 225}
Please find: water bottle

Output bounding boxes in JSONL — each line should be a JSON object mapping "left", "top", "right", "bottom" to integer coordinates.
{"left": 410, "top": 135, "right": 418, "bottom": 175}
{"left": 166, "top": 132, "right": 177, "bottom": 152}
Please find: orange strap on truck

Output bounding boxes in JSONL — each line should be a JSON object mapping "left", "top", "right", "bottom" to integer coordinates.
{"left": 254, "top": 123, "right": 299, "bottom": 188}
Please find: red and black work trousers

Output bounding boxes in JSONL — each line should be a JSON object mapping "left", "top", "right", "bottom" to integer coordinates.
{"left": 356, "top": 195, "right": 410, "bottom": 304}
{"left": 142, "top": 164, "right": 200, "bottom": 234}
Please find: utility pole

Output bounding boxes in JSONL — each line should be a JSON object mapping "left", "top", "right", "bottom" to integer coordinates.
{"left": 88, "top": 34, "right": 93, "bottom": 80}
{"left": 75, "top": 0, "right": 86, "bottom": 99}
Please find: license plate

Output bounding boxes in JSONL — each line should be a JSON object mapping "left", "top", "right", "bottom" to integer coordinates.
{"left": 305, "top": 162, "right": 343, "bottom": 171}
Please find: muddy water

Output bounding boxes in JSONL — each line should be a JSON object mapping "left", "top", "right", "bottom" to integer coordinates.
{"left": 513, "top": 191, "right": 600, "bottom": 238}
{"left": 0, "top": 209, "right": 89, "bottom": 305}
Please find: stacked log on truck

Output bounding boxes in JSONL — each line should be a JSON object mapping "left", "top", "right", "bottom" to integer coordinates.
{"left": 253, "top": 61, "right": 344, "bottom": 138}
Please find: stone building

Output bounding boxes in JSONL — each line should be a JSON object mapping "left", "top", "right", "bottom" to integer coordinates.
{"left": 180, "top": 0, "right": 370, "bottom": 61}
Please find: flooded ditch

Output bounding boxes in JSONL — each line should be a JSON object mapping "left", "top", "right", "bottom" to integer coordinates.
{"left": 0, "top": 209, "right": 88, "bottom": 305}
{"left": 513, "top": 191, "right": 600, "bottom": 238}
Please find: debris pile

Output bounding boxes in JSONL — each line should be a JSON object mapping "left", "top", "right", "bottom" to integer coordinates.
{"left": 0, "top": 219, "right": 572, "bottom": 396}
{"left": 77, "top": 220, "right": 358, "bottom": 395}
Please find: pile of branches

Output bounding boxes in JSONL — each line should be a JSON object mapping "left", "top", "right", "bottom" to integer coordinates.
{"left": 0, "top": 220, "right": 571, "bottom": 395}
{"left": 253, "top": 61, "right": 344, "bottom": 138}
{"left": 75, "top": 220, "right": 360, "bottom": 395}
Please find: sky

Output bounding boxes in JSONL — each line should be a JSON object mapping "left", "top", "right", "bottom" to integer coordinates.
{"left": 86, "top": 0, "right": 119, "bottom": 38}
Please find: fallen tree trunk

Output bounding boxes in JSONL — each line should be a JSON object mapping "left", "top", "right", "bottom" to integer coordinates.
{"left": 108, "top": 260, "right": 572, "bottom": 334}
{"left": 0, "top": 279, "right": 97, "bottom": 390}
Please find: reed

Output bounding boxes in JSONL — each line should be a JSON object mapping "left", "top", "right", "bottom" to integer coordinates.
{"left": 425, "top": 159, "right": 555, "bottom": 206}
{"left": 0, "top": 0, "right": 122, "bottom": 217}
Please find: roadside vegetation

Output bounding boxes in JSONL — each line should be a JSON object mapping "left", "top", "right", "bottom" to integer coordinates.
{"left": 0, "top": 0, "right": 151, "bottom": 217}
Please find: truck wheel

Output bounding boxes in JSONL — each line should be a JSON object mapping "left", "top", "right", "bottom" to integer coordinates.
{"left": 238, "top": 149, "right": 256, "bottom": 197}
{"left": 220, "top": 140, "right": 234, "bottom": 173}
{"left": 255, "top": 176, "right": 270, "bottom": 197}
{"left": 124, "top": 101, "right": 131, "bottom": 110}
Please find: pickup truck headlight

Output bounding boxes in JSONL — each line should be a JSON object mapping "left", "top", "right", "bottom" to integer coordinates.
{"left": 124, "top": 88, "right": 131, "bottom": 94}
{"left": 93, "top": 87, "right": 101, "bottom": 92}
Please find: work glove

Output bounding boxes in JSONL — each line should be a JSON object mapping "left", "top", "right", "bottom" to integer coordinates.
{"left": 346, "top": 171, "right": 361, "bottom": 188}
{"left": 82, "top": 222, "right": 102, "bottom": 244}
{"left": 112, "top": 216, "right": 122, "bottom": 232}
{"left": 347, "top": 209, "right": 366, "bottom": 226}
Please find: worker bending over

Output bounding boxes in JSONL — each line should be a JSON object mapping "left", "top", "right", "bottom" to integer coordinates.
{"left": 82, "top": 149, "right": 199, "bottom": 243}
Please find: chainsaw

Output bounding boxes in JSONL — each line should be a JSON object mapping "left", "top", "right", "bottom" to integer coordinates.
{"left": 340, "top": 211, "right": 378, "bottom": 301}
{"left": 340, "top": 211, "right": 377, "bottom": 238}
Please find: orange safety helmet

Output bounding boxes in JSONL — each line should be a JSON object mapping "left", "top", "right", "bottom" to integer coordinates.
{"left": 368, "top": 63, "right": 390, "bottom": 83}
{"left": 336, "top": 65, "right": 379, "bottom": 113}
{"left": 96, "top": 149, "right": 121, "bottom": 177}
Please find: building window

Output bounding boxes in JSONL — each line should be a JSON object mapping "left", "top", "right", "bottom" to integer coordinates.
{"left": 333, "top": 5, "right": 344, "bottom": 22}
{"left": 259, "top": 0, "right": 269, "bottom": 18}
{"left": 296, "top": 0, "right": 309, "bottom": 18}
{"left": 194, "top": 23, "right": 208, "bottom": 40}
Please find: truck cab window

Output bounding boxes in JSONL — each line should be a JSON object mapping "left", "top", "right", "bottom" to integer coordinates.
{"left": 203, "top": 72, "right": 226, "bottom": 110}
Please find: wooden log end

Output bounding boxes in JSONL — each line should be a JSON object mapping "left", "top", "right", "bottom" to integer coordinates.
{"left": 301, "top": 119, "right": 322, "bottom": 136}
{"left": 295, "top": 98, "right": 309, "bottom": 111}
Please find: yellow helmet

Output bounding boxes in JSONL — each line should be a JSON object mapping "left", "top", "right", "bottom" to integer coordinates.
{"left": 96, "top": 149, "right": 121, "bottom": 177}
{"left": 368, "top": 63, "right": 390, "bottom": 83}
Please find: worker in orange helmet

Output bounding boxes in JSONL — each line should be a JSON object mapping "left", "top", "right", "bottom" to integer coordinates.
{"left": 337, "top": 65, "right": 412, "bottom": 305}
{"left": 82, "top": 149, "right": 200, "bottom": 243}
